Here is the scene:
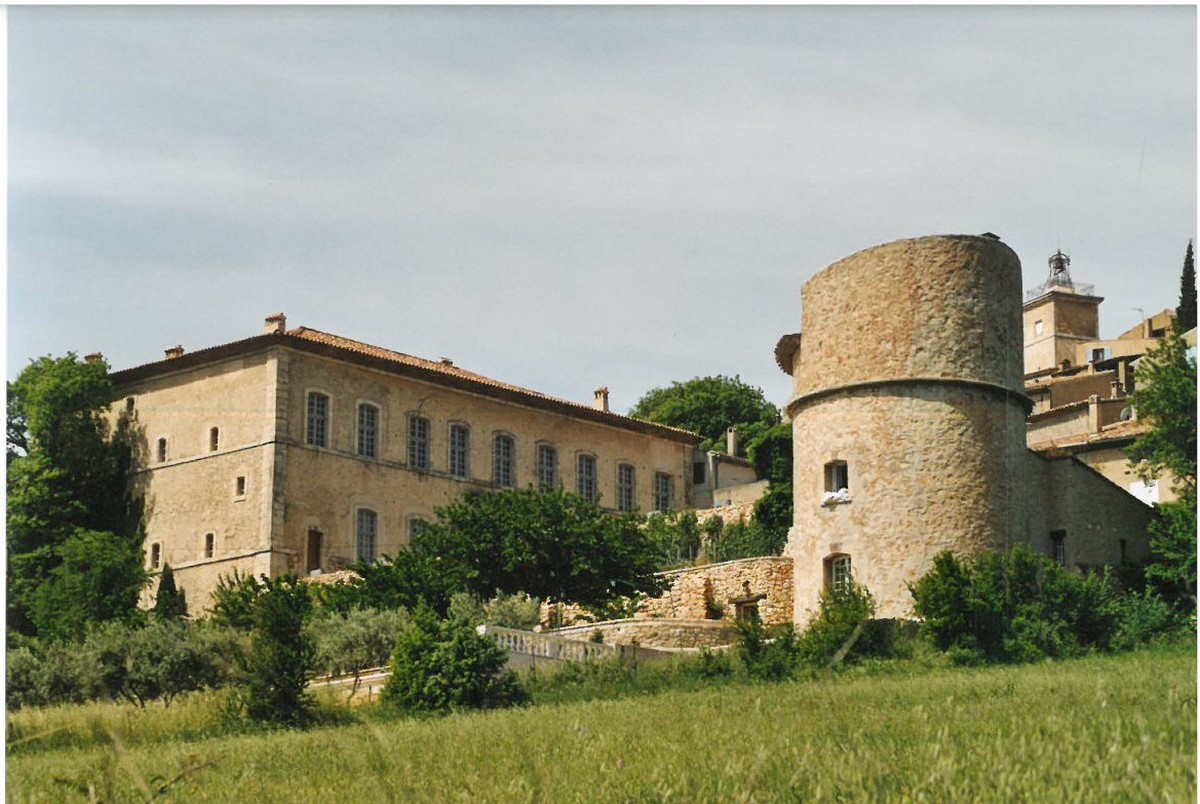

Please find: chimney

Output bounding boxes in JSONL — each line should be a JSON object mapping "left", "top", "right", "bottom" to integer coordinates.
{"left": 1059, "top": 359, "right": 1072, "bottom": 372}
{"left": 439, "top": 357, "right": 454, "bottom": 366}
{"left": 164, "top": 345, "right": 184, "bottom": 360}
{"left": 84, "top": 352, "right": 104, "bottom": 365}
{"left": 593, "top": 387, "right": 610, "bottom": 412}
{"left": 727, "top": 426, "right": 739, "bottom": 456}
{"left": 264, "top": 313, "right": 287, "bottom": 335}
{"left": 1110, "top": 380, "right": 1123, "bottom": 399}
{"left": 1087, "top": 394, "right": 1101, "bottom": 433}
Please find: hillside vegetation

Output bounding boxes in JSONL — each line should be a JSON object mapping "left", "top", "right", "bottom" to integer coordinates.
{"left": 7, "top": 644, "right": 1194, "bottom": 802}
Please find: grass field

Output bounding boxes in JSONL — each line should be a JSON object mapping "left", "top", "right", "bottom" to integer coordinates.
{"left": 7, "top": 644, "right": 1195, "bottom": 802}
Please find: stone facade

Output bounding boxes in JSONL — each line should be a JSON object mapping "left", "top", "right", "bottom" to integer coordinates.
{"left": 552, "top": 619, "right": 738, "bottom": 650}
{"left": 779, "top": 235, "right": 1154, "bottom": 626}
{"left": 638, "top": 556, "right": 793, "bottom": 627}
{"left": 110, "top": 318, "right": 700, "bottom": 610}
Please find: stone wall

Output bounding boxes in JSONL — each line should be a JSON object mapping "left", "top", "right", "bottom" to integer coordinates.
{"left": 640, "top": 556, "right": 794, "bottom": 627}
{"left": 552, "top": 619, "right": 738, "bottom": 649}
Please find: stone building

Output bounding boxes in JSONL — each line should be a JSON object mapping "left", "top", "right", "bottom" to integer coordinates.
{"left": 776, "top": 235, "right": 1155, "bottom": 625}
{"left": 107, "top": 315, "right": 700, "bottom": 609}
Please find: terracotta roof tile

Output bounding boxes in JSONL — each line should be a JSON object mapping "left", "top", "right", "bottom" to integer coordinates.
{"left": 1028, "top": 419, "right": 1149, "bottom": 453}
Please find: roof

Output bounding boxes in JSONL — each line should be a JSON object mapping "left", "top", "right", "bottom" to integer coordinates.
{"left": 1028, "top": 419, "right": 1149, "bottom": 455}
{"left": 109, "top": 326, "right": 701, "bottom": 445}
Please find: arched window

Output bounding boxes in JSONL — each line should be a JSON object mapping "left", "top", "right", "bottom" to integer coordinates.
{"left": 493, "top": 434, "right": 515, "bottom": 488}
{"left": 824, "top": 554, "right": 852, "bottom": 594}
{"left": 357, "top": 403, "right": 379, "bottom": 459}
{"left": 577, "top": 454, "right": 597, "bottom": 502}
{"left": 617, "top": 464, "right": 636, "bottom": 512}
{"left": 209, "top": 426, "right": 219, "bottom": 452}
{"left": 204, "top": 532, "right": 216, "bottom": 559}
{"left": 653, "top": 472, "right": 673, "bottom": 513}
{"left": 537, "top": 444, "right": 558, "bottom": 489}
{"left": 408, "top": 415, "right": 430, "bottom": 471}
{"left": 449, "top": 424, "right": 470, "bottom": 478}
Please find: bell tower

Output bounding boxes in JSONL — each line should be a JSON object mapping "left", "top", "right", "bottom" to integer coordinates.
{"left": 1022, "top": 250, "right": 1104, "bottom": 375}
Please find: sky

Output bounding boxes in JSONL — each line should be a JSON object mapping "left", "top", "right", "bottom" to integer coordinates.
{"left": 8, "top": 5, "right": 1197, "bottom": 413}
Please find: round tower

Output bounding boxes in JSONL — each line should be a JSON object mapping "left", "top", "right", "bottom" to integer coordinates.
{"left": 785, "top": 235, "right": 1032, "bottom": 623}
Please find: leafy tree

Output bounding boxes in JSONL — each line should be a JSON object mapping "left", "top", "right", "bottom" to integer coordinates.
{"left": 154, "top": 564, "right": 188, "bottom": 620}
{"left": 643, "top": 510, "right": 702, "bottom": 569}
{"left": 381, "top": 606, "right": 525, "bottom": 713}
{"left": 1178, "top": 240, "right": 1196, "bottom": 333}
{"left": 630, "top": 375, "right": 779, "bottom": 455}
{"left": 702, "top": 516, "right": 787, "bottom": 563}
{"left": 6, "top": 354, "right": 142, "bottom": 637}
{"left": 747, "top": 422, "right": 792, "bottom": 485}
{"left": 797, "top": 580, "right": 882, "bottom": 667}
{"left": 307, "top": 607, "right": 409, "bottom": 699}
{"left": 1128, "top": 332, "right": 1197, "bottom": 608}
{"left": 240, "top": 576, "right": 317, "bottom": 727}
{"left": 753, "top": 482, "right": 794, "bottom": 537}
{"left": 28, "top": 529, "right": 147, "bottom": 642}
{"left": 209, "top": 570, "right": 266, "bottom": 630}
{"left": 413, "top": 487, "right": 662, "bottom": 610}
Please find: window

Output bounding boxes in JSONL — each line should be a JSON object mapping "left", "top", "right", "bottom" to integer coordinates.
{"left": 537, "top": 444, "right": 558, "bottom": 489}
{"left": 693, "top": 461, "right": 707, "bottom": 485}
{"left": 306, "top": 529, "right": 323, "bottom": 574}
{"left": 209, "top": 427, "right": 220, "bottom": 452}
{"left": 157, "top": 438, "right": 168, "bottom": 463}
{"left": 449, "top": 424, "right": 470, "bottom": 478}
{"left": 408, "top": 415, "right": 430, "bottom": 471}
{"left": 408, "top": 517, "right": 430, "bottom": 541}
{"left": 826, "top": 554, "right": 852, "bottom": 594}
{"left": 1051, "top": 530, "right": 1066, "bottom": 566}
{"left": 654, "top": 472, "right": 673, "bottom": 512}
{"left": 824, "top": 460, "right": 849, "bottom": 492}
{"left": 357, "top": 509, "right": 378, "bottom": 563}
{"left": 125, "top": 397, "right": 135, "bottom": 414}
{"left": 1034, "top": 319, "right": 1044, "bottom": 337}
{"left": 235, "top": 476, "right": 246, "bottom": 497}
{"left": 357, "top": 403, "right": 379, "bottom": 459}
{"left": 204, "top": 532, "right": 215, "bottom": 559}
{"left": 494, "top": 434, "right": 515, "bottom": 488}
{"left": 617, "top": 464, "right": 636, "bottom": 512}
{"left": 306, "top": 392, "right": 329, "bottom": 447}
{"left": 577, "top": 454, "right": 597, "bottom": 502}
{"left": 150, "top": 542, "right": 162, "bottom": 570}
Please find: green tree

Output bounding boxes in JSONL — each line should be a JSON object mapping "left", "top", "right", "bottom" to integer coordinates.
{"left": 240, "top": 576, "right": 317, "bottom": 727}
{"left": 6, "top": 354, "right": 143, "bottom": 637}
{"left": 1128, "top": 332, "right": 1197, "bottom": 607}
{"left": 28, "top": 529, "right": 147, "bottom": 642}
{"left": 154, "top": 564, "right": 188, "bottom": 620}
{"left": 1177, "top": 240, "right": 1196, "bottom": 333}
{"left": 630, "top": 375, "right": 779, "bottom": 455}
{"left": 414, "top": 487, "right": 662, "bottom": 610}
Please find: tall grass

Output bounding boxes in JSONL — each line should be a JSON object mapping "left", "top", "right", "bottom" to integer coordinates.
{"left": 7, "top": 644, "right": 1195, "bottom": 802}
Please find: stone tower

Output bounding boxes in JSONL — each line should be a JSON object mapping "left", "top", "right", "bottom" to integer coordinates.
{"left": 1022, "top": 250, "right": 1103, "bottom": 375}
{"left": 780, "top": 235, "right": 1033, "bottom": 623}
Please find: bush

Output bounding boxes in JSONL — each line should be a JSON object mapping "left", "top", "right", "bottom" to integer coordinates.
{"left": 6, "top": 640, "right": 93, "bottom": 709}
{"left": 797, "top": 580, "right": 882, "bottom": 667}
{"left": 240, "top": 576, "right": 317, "bottom": 727}
{"left": 209, "top": 570, "right": 266, "bottom": 631}
{"left": 703, "top": 517, "right": 787, "bottom": 563}
{"left": 643, "top": 511, "right": 702, "bottom": 569}
{"left": 736, "top": 618, "right": 800, "bottom": 681}
{"left": 382, "top": 607, "right": 525, "bottom": 714}
{"left": 308, "top": 607, "right": 409, "bottom": 690}
{"left": 446, "top": 591, "right": 542, "bottom": 630}
{"left": 154, "top": 564, "right": 188, "bottom": 620}
{"left": 1111, "top": 589, "right": 1184, "bottom": 651}
{"left": 910, "top": 546, "right": 1122, "bottom": 662}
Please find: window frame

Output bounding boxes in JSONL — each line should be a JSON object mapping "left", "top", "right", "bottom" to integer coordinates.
{"left": 356, "top": 508, "right": 379, "bottom": 563}
{"left": 493, "top": 433, "right": 515, "bottom": 488}
{"left": 157, "top": 437, "right": 168, "bottom": 463}
{"left": 204, "top": 532, "right": 215, "bottom": 559}
{"left": 653, "top": 472, "right": 673, "bottom": 513}
{"left": 1051, "top": 530, "right": 1067, "bottom": 566}
{"left": 357, "top": 402, "right": 380, "bottom": 459}
{"left": 306, "top": 391, "right": 330, "bottom": 448}
{"left": 449, "top": 423, "right": 470, "bottom": 479}
{"left": 537, "top": 443, "right": 558, "bottom": 490}
{"left": 209, "top": 426, "right": 220, "bottom": 452}
{"left": 408, "top": 414, "right": 431, "bottom": 471}
{"left": 577, "top": 453, "right": 598, "bottom": 503}
{"left": 150, "top": 542, "right": 162, "bottom": 570}
{"left": 824, "top": 460, "right": 849, "bottom": 492}
{"left": 616, "top": 463, "right": 636, "bottom": 512}
{"left": 826, "top": 554, "right": 852, "bottom": 594}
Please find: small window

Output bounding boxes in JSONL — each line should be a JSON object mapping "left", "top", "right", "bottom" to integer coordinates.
{"left": 150, "top": 542, "right": 162, "bottom": 570}
{"left": 157, "top": 438, "right": 168, "bottom": 463}
{"left": 408, "top": 415, "right": 430, "bottom": 471}
{"left": 204, "top": 532, "right": 215, "bottom": 559}
{"left": 357, "top": 403, "right": 379, "bottom": 459}
{"left": 235, "top": 476, "right": 246, "bottom": 497}
{"left": 824, "top": 460, "right": 849, "bottom": 493}
{"left": 537, "top": 444, "right": 558, "bottom": 490}
{"left": 357, "top": 509, "right": 378, "bottom": 563}
{"left": 209, "top": 427, "right": 220, "bottom": 452}
{"left": 306, "top": 392, "right": 329, "bottom": 448}
{"left": 826, "top": 554, "right": 852, "bottom": 594}
{"left": 125, "top": 397, "right": 135, "bottom": 414}
{"left": 653, "top": 472, "right": 673, "bottom": 513}
{"left": 306, "top": 529, "right": 323, "bottom": 574}
{"left": 1051, "top": 530, "right": 1066, "bottom": 566}
{"left": 577, "top": 454, "right": 597, "bottom": 502}
{"left": 449, "top": 424, "right": 470, "bottom": 478}
{"left": 617, "top": 464, "right": 636, "bottom": 512}
{"left": 1034, "top": 319, "right": 1044, "bottom": 337}
{"left": 693, "top": 461, "right": 707, "bottom": 485}
{"left": 493, "top": 434, "right": 515, "bottom": 488}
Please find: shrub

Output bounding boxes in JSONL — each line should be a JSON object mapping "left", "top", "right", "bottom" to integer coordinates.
{"left": 736, "top": 618, "right": 800, "bottom": 681}
{"left": 240, "top": 576, "right": 317, "bottom": 727}
{"left": 5, "top": 640, "right": 93, "bottom": 709}
{"left": 210, "top": 570, "right": 266, "bottom": 631}
{"left": 643, "top": 511, "right": 702, "bottom": 569}
{"left": 382, "top": 607, "right": 525, "bottom": 713}
{"left": 703, "top": 517, "right": 787, "bottom": 563}
{"left": 308, "top": 607, "right": 408, "bottom": 694}
{"left": 1111, "top": 589, "right": 1183, "bottom": 651}
{"left": 154, "top": 564, "right": 188, "bottom": 620}
{"left": 797, "top": 580, "right": 881, "bottom": 667}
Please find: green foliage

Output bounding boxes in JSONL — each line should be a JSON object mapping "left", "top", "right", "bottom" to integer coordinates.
{"left": 1145, "top": 485, "right": 1198, "bottom": 607}
{"left": 643, "top": 510, "right": 702, "bottom": 569}
{"left": 702, "top": 516, "right": 787, "bottom": 562}
{"left": 308, "top": 607, "right": 409, "bottom": 684}
{"left": 1177, "top": 239, "right": 1196, "bottom": 333}
{"left": 415, "top": 487, "right": 662, "bottom": 609}
{"left": 747, "top": 422, "right": 792, "bottom": 485}
{"left": 445, "top": 591, "right": 542, "bottom": 630}
{"left": 6, "top": 354, "right": 143, "bottom": 638}
{"left": 629, "top": 375, "right": 779, "bottom": 454}
{"left": 1110, "top": 589, "right": 1186, "bottom": 651}
{"left": 240, "top": 576, "right": 317, "bottom": 727}
{"left": 28, "top": 529, "right": 147, "bottom": 642}
{"left": 209, "top": 570, "right": 266, "bottom": 630}
{"left": 736, "top": 618, "right": 800, "bottom": 681}
{"left": 752, "top": 481, "right": 793, "bottom": 535}
{"left": 1129, "top": 332, "right": 1197, "bottom": 488}
{"left": 154, "top": 564, "right": 188, "bottom": 620}
{"left": 910, "top": 547, "right": 1122, "bottom": 662}
{"left": 796, "top": 580, "right": 882, "bottom": 667}
{"left": 381, "top": 607, "right": 525, "bottom": 713}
